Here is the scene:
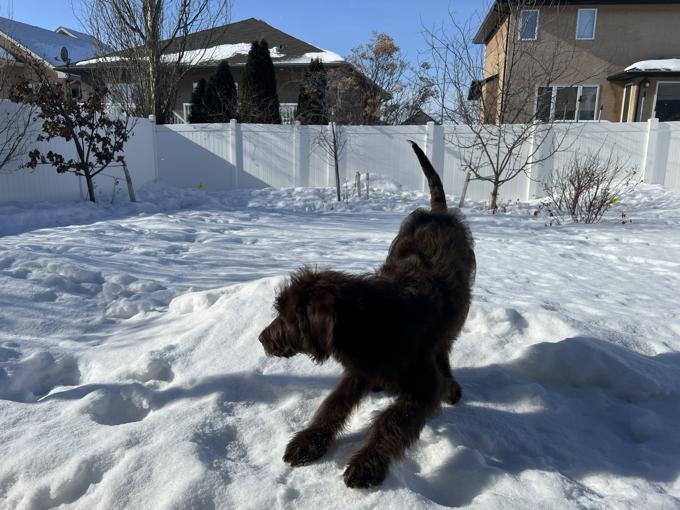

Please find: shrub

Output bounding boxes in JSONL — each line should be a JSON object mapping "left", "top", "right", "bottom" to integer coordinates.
{"left": 540, "top": 148, "right": 638, "bottom": 224}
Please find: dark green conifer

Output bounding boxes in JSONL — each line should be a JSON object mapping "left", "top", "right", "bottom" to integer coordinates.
{"left": 239, "top": 39, "right": 281, "bottom": 123}
{"left": 295, "top": 58, "right": 328, "bottom": 125}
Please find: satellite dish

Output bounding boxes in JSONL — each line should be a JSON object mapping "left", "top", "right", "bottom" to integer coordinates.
{"left": 60, "top": 46, "right": 70, "bottom": 64}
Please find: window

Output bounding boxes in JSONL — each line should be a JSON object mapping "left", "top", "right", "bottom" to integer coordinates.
{"left": 536, "top": 86, "right": 553, "bottom": 121}
{"left": 555, "top": 87, "right": 578, "bottom": 120}
{"left": 535, "top": 85, "right": 599, "bottom": 121}
{"left": 576, "top": 9, "right": 597, "bottom": 40}
{"left": 519, "top": 10, "right": 539, "bottom": 40}
{"left": 654, "top": 82, "right": 680, "bottom": 122}
{"left": 578, "top": 86, "right": 598, "bottom": 121}
{"left": 71, "top": 84, "right": 82, "bottom": 100}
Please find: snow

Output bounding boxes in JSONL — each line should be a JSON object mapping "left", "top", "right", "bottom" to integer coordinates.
{"left": 76, "top": 44, "right": 344, "bottom": 66}
{"left": 1, "top": 180, "right": 680, "bottom": 508}
{"left": 625, "top": 58, "right": 680, "bottom": 73}
{"left": 0, "top": 17, "right": 100, "bottom": 66}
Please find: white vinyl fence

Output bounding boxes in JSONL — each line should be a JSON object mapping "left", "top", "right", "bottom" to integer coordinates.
{"left": 0, "top": 101, "right": 157, "bottom": 203}
{"left": 155, "top": 119, "right": 680, "bottom": 203}
{"left": 2, "top": 98, "right": 680, "bottom": 205}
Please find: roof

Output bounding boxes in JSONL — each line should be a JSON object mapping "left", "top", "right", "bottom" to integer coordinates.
{"left": 608, "top": 58, "right": 680, "bottom": 81}
{"left": 474, "top": 0, "right": 680, "bottom": 45}
{"left": 0, "top": 17, "right": 101, "bottom": 66}
{"left": 56, "top": 26, "right": 111, "bottom": 52}
{"left": 74, "top": 18, "right": 345, "bottom": 68}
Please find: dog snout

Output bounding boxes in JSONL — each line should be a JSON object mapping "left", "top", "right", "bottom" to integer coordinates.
{"left": 259, "top": 318, "right": 291, "bottom": 357}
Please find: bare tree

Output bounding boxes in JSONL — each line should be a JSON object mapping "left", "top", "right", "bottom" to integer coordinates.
{"left": 315, "top": 121, "right": 347, "bottom": 202}
{"left": 332, "top": 33, "right": 434, "bottom": 126}
{"left": 0, "top": 5, "right": 35, "bottom": 171}
{"left": 77, "top": 0, "right": 231, "bottom": 124}
{"left": 422, "top": 1, "right": 604, "bottom": 210}
{"left": 0, "top": 100, "right": 34, "bottom": 171}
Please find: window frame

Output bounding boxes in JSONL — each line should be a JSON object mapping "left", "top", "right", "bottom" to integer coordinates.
{"left": 652, "top": 80, "right": 680, "bottom": 121}
{"left": 518, "top": 9, "right": 540, "bottom": 41}
{"left": 576, "top": 8, "right": 598, "bottom": 40}
{"left": 534, "top": 84, "right": 600, "bottom": 122}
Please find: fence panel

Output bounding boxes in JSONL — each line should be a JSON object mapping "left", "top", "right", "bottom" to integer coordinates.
{"left": 0, "top": 101, "right": 156, "bottom": 204}
{"left": 4, "top": 108, "right": 680, "bottom": 204}
{"left": 155, "top": 123, "right": 234, "bottom": 191}
{"left": 241, "top": 124, "right": 294, "bottom": 188}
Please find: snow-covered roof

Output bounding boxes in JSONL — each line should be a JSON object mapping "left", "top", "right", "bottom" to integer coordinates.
{"left": 76, "top": 44, "right": 344, "bottom": 67}
{"left": 0, "top": 16, "right": 100, "bottom": 67}
{"left": 72, "top": 18, "right": 345, "bottom": 68}
{"left": 625, "top": 58, "right": 680, "bottom": 73}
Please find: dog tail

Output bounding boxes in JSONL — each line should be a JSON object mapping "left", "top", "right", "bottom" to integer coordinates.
{"left": 408, "top": 140, "right": 447, "bottom": 213}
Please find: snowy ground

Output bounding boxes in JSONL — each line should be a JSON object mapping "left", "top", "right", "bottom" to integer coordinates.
{"left": 1, "top": 181, "right": 679, "bottom": 509}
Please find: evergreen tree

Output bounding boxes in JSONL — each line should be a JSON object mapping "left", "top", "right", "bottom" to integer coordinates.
{"left": 239, "top": 40, "right": 281, "bottom": 123}
{"left": 204, "top": 60, "right": 238, "bottom": 122}
{"left": 189, "top": 79, "right": 209, "bottom": 123}
{"left": 295, "top": 58, "right": 328, "bottom": 125}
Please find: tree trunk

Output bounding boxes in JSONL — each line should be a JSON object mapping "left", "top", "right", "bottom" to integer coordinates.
{"left": 84, "top": 171, "right": 97, "bottom": 203}
{"left": 121, "top": 161, "right": 137, "bottom": 202}
{"left": 490, "top": 184, "right": 499, "bottom": 211}
{"left": 334, "top": 151, "right": 341, "bottom": 202}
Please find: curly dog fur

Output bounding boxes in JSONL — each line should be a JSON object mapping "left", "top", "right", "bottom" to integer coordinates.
{"left": 258, "top": 141, "right": 476, "bottom": 488}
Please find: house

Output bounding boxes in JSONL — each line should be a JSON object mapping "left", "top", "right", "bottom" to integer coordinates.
{"left": 473, "top": 1, "right": 680, "bottom": 123}
{"left": 0, "top": 17, "right": 102, "bottom": 98}
{"left": 71, "top": 18, "right": 347, "bottom": 124}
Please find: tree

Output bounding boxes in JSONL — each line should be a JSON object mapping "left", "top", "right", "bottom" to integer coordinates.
{"left": 204, "top": 60, "right": 238, "bottom": 122}
{"left": 78, "top": 0, "right": 231, "bottom": 124}
{"left": 239, "top": 40, "right": 281, "bottom": 124}
{"left": 0, "top": 98, "right": 34, "bottom": 172}
{"left": 11, "top": 78, "right": 133, "bottom": 203}
{"left": 333, "top": 32, "right": 434, "bottom": 125}
{"left": 295, "top": 58, "right": 328, "bottom": 125}
{"left": 189, "top": 78, "right": 209, "bottom": 123}
{"left": 0, "top": 9, "right": 35, "bottom": 171}
{"left": 421, "top": 1, "right": 597, "bottom": 210}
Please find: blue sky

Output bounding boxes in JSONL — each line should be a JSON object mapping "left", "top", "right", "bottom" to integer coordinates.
{"left": 3, "top": 0, "right": 487, "bottom": 64}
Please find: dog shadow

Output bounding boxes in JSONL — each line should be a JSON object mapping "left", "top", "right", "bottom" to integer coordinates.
{"left": 306, "top": 336, "right": 680, "bottom": 507}
{"left": 383, "top": 337, "right": 680, "bottom": 507}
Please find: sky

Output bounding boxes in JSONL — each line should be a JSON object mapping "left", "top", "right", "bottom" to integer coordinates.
{"left": 1, "top": 0, "right": 487, "bottom": 64}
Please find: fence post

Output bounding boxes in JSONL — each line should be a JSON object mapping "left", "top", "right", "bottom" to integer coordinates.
{"left": 229, "top": 118, "right": 242, "bottom": 189}
{"left": 424, "top": 121, "right": 445, "bottom": 193}
{"left": 642, "top": 118, "right": 660, "bottom": 184}
{"left": 524, "top": 121, "right": 555, "bottom": 200}
{"left": 293, "top": 121, "right": 306, "bottom": 187}
{"left": 148, "top": 114, "right": 160, "bottom": 183}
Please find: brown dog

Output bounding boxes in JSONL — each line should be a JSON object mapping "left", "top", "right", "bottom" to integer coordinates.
{"left": 259, "top": 141, "right": 476, "bottom": 488}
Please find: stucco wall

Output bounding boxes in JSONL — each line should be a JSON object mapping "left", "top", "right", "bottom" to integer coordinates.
{"left": 484, "top": 4, "right": 680, "bottom": 122}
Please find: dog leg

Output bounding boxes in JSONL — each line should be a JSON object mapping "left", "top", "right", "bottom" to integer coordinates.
{"left": 284, "top": 372, "right": 369, "bottom": 467}
{"left": 343, "top": 394, "right": 440, "bottom": 488}
{"left": 437, "top": 352, "right": 462, "bottom": 405}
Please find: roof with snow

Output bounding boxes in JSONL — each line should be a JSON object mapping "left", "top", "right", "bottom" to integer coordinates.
{"left": 608, "top": 58, "right": 680, "bottom": 80}
{"left": 0, "top": 17, "right": 101, "bottom": 67}
{"left": 73, "top": 18, "right": 345, "bottom": 68}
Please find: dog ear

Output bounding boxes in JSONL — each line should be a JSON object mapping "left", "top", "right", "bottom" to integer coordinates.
{"left": 298, "top": 291, "right": 335, "bottom": 363}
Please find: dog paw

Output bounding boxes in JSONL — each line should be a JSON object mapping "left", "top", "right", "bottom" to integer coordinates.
{"left": 444, "top": 381, "right": 462, "bottom": 405}
{"left": 283, "top": 429, "right": 332, "bottom": 467}
{"left": 343, "top": 452, "right": 389, "bottom": 488}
